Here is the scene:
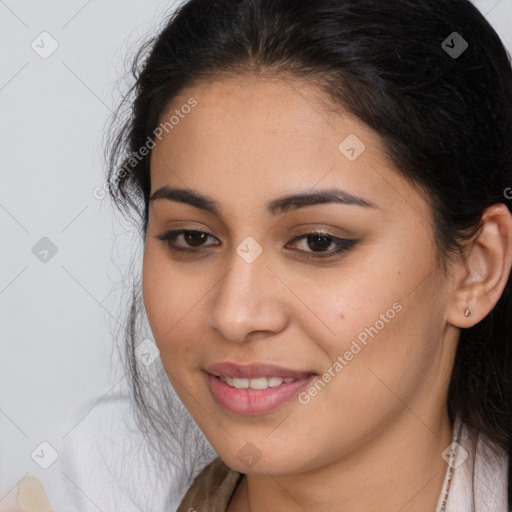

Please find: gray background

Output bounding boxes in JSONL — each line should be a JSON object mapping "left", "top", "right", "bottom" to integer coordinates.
{"left": 0, "top": 0, "right": 511, "bottom": 505}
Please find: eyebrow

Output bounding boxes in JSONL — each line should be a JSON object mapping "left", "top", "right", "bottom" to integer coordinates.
{"left": 149, "top": 186, "right": 377, "bottom": 215}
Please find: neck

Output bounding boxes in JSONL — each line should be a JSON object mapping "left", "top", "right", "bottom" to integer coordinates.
{"left": 230, "top": 409, "right": 453, "bottom": 512}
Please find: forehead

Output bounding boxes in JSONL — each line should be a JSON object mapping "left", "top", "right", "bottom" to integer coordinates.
{"left": 149, "top": 74, "right": 426, "bottom": 221}
{"left": 156, "top": 73, "right": 386, "bottom": 155}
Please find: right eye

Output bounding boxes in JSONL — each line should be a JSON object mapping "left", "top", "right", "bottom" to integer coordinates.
{"left": 156, "top": 229, "right": 220, "bottom": 252}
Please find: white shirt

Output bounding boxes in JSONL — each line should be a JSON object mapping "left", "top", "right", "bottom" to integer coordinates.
{"left": 442, "top": 419, "right": 509, "bottom": 511}
{"left": 42, "top": 392, "right": 211, "bottom": 511}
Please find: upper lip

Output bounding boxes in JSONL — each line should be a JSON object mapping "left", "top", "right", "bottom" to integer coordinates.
{"left": 205, "top": 362, "right": 316, "bottom": 379}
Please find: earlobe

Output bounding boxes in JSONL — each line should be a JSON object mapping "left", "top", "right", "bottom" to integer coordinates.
{"left": 447, "top": 203, "right": 512, "bottom": 328}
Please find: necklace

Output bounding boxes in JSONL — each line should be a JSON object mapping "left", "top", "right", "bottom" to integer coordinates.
{"left": 245, "top": 416, "right": 463, "bottom": 512}
{"left": 435, "top": 414, "right": 463, "bottom": 512}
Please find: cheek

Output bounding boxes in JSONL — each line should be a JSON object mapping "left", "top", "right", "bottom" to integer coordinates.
{"left": 303, "top": 270, "right": 447, "bottom": 420}
{"left": 141, "top": 243, "right": 215, "bottom": 370}
{"left": 288, "top": 288, "right": 443, "bottom": 463}
{"left": 142, "top": 245, "right": 189, "bottom": 352}
{"left": 292, "top": 248, "right": 443, "bottom": 390}
{"left": 142, "top": 247, "right": 167, "bottom": 339}
{"left": 279, "top": 256, "right": 406, "bottom": 365}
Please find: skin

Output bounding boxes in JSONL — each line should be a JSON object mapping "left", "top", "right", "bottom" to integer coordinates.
{"left": 142, "top": 74, "right": 512, "bottom": 511}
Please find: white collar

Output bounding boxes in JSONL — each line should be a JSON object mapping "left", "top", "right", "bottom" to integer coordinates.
{"left": 435, "top": 417, "right": 509, "bottom": 511}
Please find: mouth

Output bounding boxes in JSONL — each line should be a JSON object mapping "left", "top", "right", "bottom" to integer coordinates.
{"left": 205, "top": 362, "right": 318, "bottom": 415}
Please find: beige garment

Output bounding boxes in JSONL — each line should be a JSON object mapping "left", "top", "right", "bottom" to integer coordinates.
{"left": 17, "top": 477, "right": 53, "bottom": 512}
{"left": 176, "top": 457, "right": 242, "bottom": 512}
{"left": 0, "top": 476, "right": 54, "bottom": 512}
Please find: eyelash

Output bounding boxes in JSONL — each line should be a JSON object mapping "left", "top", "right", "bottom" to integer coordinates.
{"left": 156, "top": 229, "right": 358, "bottom": 260}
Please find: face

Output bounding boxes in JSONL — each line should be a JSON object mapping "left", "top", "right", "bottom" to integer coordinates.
{"left": 143, "top": 74, "right": 459, "bottom": 475}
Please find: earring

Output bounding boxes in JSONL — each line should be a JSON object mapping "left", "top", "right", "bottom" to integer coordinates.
{"left": 464, "top": 307, "right": 471, "bottom": 317}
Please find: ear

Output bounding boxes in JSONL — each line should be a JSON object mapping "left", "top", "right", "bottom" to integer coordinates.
{"left": 447, "top": 203, "right": 512, "bottom": 328}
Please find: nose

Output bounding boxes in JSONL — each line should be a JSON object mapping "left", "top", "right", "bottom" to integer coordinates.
{"left": 208, "top": 248, "right": 289, "bottom": 343}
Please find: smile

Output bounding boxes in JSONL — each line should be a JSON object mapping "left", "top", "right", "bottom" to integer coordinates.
{"left": 207, "top": 372, "right": 317, "bottom": 415}
{"left": 218, "top": 375, "right": 296, "bottom": 389}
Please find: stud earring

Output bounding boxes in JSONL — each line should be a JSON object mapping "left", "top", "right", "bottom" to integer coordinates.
{"left": 464, "top": 307, "right": 471, "bottom": 317}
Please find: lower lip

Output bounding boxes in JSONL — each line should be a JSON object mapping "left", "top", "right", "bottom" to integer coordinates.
{"left": 207, "top": 373, "right": 316, "bottom": 415}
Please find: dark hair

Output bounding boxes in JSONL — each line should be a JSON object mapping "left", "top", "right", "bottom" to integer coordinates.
{"left": 105, "top": 0, "right": 512, "bottom": 507}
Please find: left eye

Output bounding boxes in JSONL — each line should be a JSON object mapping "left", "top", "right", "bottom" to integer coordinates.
{"left": 286, "top": 232, "right": 357, "bottom": 258}
{"left": 156, "top": 229, "right": 357, "bottom": 259}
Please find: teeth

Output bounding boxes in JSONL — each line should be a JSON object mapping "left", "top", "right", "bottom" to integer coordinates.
{"left": 232, "top": 378, "right": 249, "bottom": 389}
{"left": 219, "top": 376, "right": 296, "bottom": 389}
{"left": 268, "top": 377, "right": 285, "bottom": 387}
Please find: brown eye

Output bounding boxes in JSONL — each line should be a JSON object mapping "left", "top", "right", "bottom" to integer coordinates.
{"left": 156, "top": 229, "right": 219, "bottom": 252}
{"left": 306, "top": 234, "right": 333, "bottom": 252}
{"left": 286, "top": 231, "right": 358, "bottom": 260}
{"left": 184, "top": 231, "right": 209, "bottom": 247}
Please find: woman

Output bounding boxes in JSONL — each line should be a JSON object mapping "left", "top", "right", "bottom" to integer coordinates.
{"left": 105, "top": 0, "right": 512, "bottom": 510}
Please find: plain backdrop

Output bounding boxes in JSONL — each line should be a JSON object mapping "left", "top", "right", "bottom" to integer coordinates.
{"left": 0, "top": 0, "right": 511, "bottom": 508}
{"left": 0, "top": 0, "right": 184, "bottom": 506}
